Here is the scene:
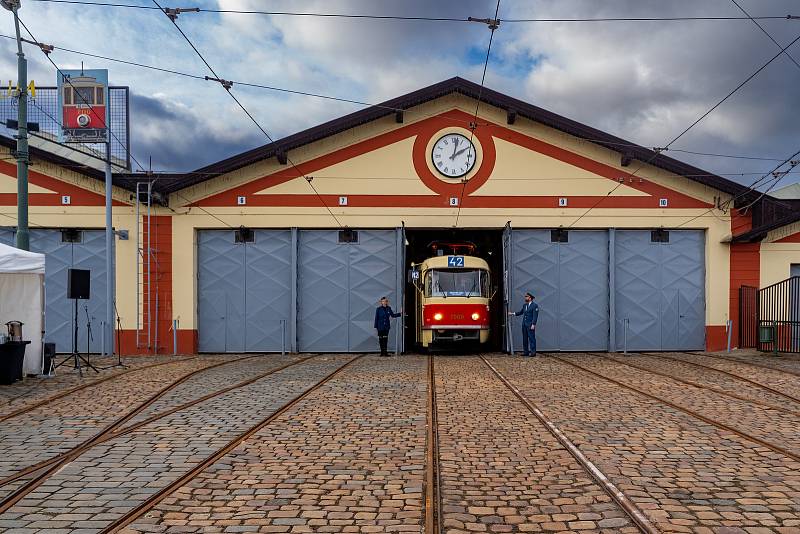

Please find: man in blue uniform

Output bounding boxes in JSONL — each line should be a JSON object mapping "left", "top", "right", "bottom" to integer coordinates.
{"left": 374, "top": 297, "right": 402, "bottom": 356}
{"left": 509, "top": 292, "right": 539, "bottom": 356}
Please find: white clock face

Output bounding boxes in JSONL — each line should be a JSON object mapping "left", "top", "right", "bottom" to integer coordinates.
{"left": 431, "top": 133, "right": 476, "bottom": 178}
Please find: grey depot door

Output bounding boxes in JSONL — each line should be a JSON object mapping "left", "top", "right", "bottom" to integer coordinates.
{"left": 298, "top": 229, "right": 400, "bottom": 352}
{"left": 0, "top": 227, "right": 12, "bottom": 245}
{"left": 510, "top": 229, "right": 609, "bottom": 351}
{"left": 13, "top": 229, "right": 113, "bottom": 354}
{"left": 197, "top": 230, "right": 292, "bottom": 353}
{"left": 614, "top": 230, "right": 705, "bottom": 351}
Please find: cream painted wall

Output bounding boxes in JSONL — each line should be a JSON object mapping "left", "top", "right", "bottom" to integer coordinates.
{"left": 761, "top": 242, "right": 800, "bottom": 288}
{"left": 475, "top": 138, "right": 647, "bottom": 197}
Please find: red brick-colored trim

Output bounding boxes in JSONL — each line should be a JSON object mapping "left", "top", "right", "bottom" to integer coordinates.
{"left": 729, "top": 209, "right": 761, "bottom": 348}
{"left": 705, "top": 325, "right": 728, "bottom": 351}
{"left": 116, "top": 329, "right": 196, "bottom": 355}
{"left": 0, "top": 161, "right": 125, "bottom": 206}
{"left": 776, "top": 231, "right": 800, "bottom": 243}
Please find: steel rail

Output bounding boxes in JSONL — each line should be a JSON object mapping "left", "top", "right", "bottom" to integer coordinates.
{"left": 598, "top": 353, "right": 800, "bottom": 417}
{"left": 0, "top": 355, "right": 316, "bottom": 489}
{"left": 0, "top": 356, "right": 197, "bottom": 422}
{"left": 551, "top": 355, "right": 800, "bottom": 464}
{"left": 100, "top": 354, "right": 363, "bottom": 533}
{"left": 655, "top": 352, "right": 800, "bottom": 404}
{"left": 481, "top": 356, "right": 659, "bottom": 534}
{"left": 424, "top": 354, "right": 442, "bottom": 534}
{"left": 687, "top": 352, "right": 800, "bottom": 378}
{"left": 0, "top": 355, "right": 265, "bottom": 513}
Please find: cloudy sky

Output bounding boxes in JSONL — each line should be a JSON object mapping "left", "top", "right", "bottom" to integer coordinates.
{"left": 2, "top": 0, "right": 799, "bottom": 191}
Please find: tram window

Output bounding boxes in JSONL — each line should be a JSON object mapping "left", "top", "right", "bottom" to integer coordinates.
{"left": 63, "top": 87, "right": 72, "bottom": 105}
{"left": 75, "top": 86, "right": 95, "bottom": 106}
{"left": 425, "top": 269, "right": 488, "bottom": 298}
{"left": 95, "top": 87, "right": 105, "bottom": 106}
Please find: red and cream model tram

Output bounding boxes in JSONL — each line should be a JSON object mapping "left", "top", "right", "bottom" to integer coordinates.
{"left": 411, "top": 242, "right": 492, "bottom": 348}
{"left": 61, "top": 75, "right": 106, "bottom": 140}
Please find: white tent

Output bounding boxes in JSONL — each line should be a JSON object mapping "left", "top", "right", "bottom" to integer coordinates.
{"left": 0, "top": 242, "right": 45, "bottom": 375}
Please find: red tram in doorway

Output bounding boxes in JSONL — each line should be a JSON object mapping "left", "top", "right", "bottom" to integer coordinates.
{"left": 410, "top": 241, "right": 492, "bottom": 349}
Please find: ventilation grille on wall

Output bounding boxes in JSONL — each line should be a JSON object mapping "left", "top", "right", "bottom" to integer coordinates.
{"left": 550, "top": 229, "right": 569, "bottom": 243}
{"left": 61, "top": 229, "right": 82, "bottom": 243}
{"left": 338, "top": 229, "right": 359, "bottom": 243}
{"left": 235, "top": 227, "right": 255, "bottom": 243}
{"left": 651, "top": 229, "right": 670, "bottom": 243}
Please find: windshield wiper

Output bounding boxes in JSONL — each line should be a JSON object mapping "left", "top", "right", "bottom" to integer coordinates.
{"left": 466, "top": 277, "right": 478, "bottom": 298}
{"left": 436, "top": 280, "right": 446, "bottom": 298}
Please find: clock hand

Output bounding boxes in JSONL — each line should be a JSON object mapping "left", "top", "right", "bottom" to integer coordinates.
{"left": 450, "top": 138, "right": 459, "bottom": 159}
{"left": 453, "top": 146, "right": 471, "bottom": 158}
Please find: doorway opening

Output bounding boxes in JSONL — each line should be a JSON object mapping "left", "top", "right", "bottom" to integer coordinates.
{"left": 403, "top": 228, "right": 505, "bottom": 353}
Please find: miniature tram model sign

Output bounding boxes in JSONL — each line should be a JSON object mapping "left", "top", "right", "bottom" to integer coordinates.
{"left": 57, "top": 69, "right": 108, "bottom": 143}
{"left": 410, "top": 242, "right": 492, "bottom": 348}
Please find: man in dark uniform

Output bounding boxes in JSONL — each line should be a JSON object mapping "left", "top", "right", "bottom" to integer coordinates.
{"left": 509, "top": 292, "right": 539, "bottom": 356}
{"left": 374, "top": 297, "right": 402, "bottom": 356}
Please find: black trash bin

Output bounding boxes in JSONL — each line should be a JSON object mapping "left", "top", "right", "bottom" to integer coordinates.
{"left": 0, "top": 341, "right": 30, "bottom": 384}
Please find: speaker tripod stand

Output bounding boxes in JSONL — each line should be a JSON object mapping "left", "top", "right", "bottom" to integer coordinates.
{"left": 101, "top": 300, "right": 128, "bottom": 370}
{"left": 55, "top": 298, "right": 99, "bottom": 376}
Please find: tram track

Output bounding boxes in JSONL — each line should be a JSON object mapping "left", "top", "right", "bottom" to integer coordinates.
{"left": 424, "top": 354, "right": 442, "bottom": 534}
{"left": 98, "top": 354, "right": 363, "bottom": 533}
{"left": 598, "top": 353, "right": 800, "bottom": 417}
{"left": 480, "top": 355, "right": 658, "bottom": 534}
{"left": 695, "top": 351, "right": 800, "bottom": 378}
{"left": 550, "top": 354, "right": 800, "bottom": 464}
{"left": 0, "top": 356, "right": 198, "bottom": 423}
{"left": 0, "top": 354, "right": 315, "bottom": 494}
{"left": 653, "top": 352, "right": 800, "bottom": 404}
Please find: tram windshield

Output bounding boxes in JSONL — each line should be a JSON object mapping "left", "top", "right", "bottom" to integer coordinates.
{"left": 425, "top": 269, "right": 489, "bottom": 298}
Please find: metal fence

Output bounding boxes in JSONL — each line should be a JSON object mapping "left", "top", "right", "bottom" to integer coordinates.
{"left": 738, "top": 285, "right": 758, "bottom": 349}
{"left": 755, "top": 276, "right": 800, "bottom": 353}
{"left": 0, "top": 86, "right": 130, "bottom": 170}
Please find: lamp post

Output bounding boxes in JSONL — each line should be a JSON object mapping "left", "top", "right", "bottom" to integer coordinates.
{"left": 2, "top": 0, "right": 28, "bottom": 251}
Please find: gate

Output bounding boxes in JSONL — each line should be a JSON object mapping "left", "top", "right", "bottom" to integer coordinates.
{"left": 738, "top": 285, "right": 758, "bottom": 349}
{"left": 757, "top": 276, "right": 800, "bottom": 353}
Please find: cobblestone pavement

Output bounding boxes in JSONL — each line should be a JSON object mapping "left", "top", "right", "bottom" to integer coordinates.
{"left": 0, "top": 355, "right": 353, "bottom": 533}
{"left": 601, "top": 353, "right": 800, "bottom": 414}
{"left": 0, "top": 355, "right": 247, "bottom": 488}
{"left": 491, "top": 355, "right": 800, "bottom": 533}
{"left": 0, "top": 356, "right": 196, "bottom": 418}
{"left": 664, "top": 353, "right": 800, "bottom": 399}
{"left": 435, "top": 357, "right": 638, "bottom": 534}
{"left": 125, "top": 355, "right": 427, "bottom": 534}
{"left": 0, "top": 351, "right": 799, "bottom": 533}
{"left": 701, "top": 351, "right": 800, "bottom": 376}
{"left": 561, "top": 354, "right": 800, "bottom": 455}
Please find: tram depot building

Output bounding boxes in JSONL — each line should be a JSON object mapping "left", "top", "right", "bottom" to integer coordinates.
{"left": 1, "top": 77, "right": 798, "bottom": 357}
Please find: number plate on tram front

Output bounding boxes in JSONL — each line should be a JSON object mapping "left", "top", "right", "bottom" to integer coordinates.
{"left": 447, "top": 256, "right": 465, "bottom": 267}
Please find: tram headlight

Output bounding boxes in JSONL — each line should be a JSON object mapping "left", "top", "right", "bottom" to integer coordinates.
{"left": 433, "top": 312, "right": 443, "bottom": 321}
{"left": 471, "top": 312, "right": 480, "bottom": 320}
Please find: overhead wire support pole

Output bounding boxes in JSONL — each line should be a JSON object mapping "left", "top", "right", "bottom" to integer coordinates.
{"left": 2, "top": 0, "right": 29, "bottom": 250}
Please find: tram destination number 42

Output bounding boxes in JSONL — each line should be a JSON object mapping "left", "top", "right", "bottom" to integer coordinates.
{"left": 447, "top": 256, "right": 465, "bottom": 267}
